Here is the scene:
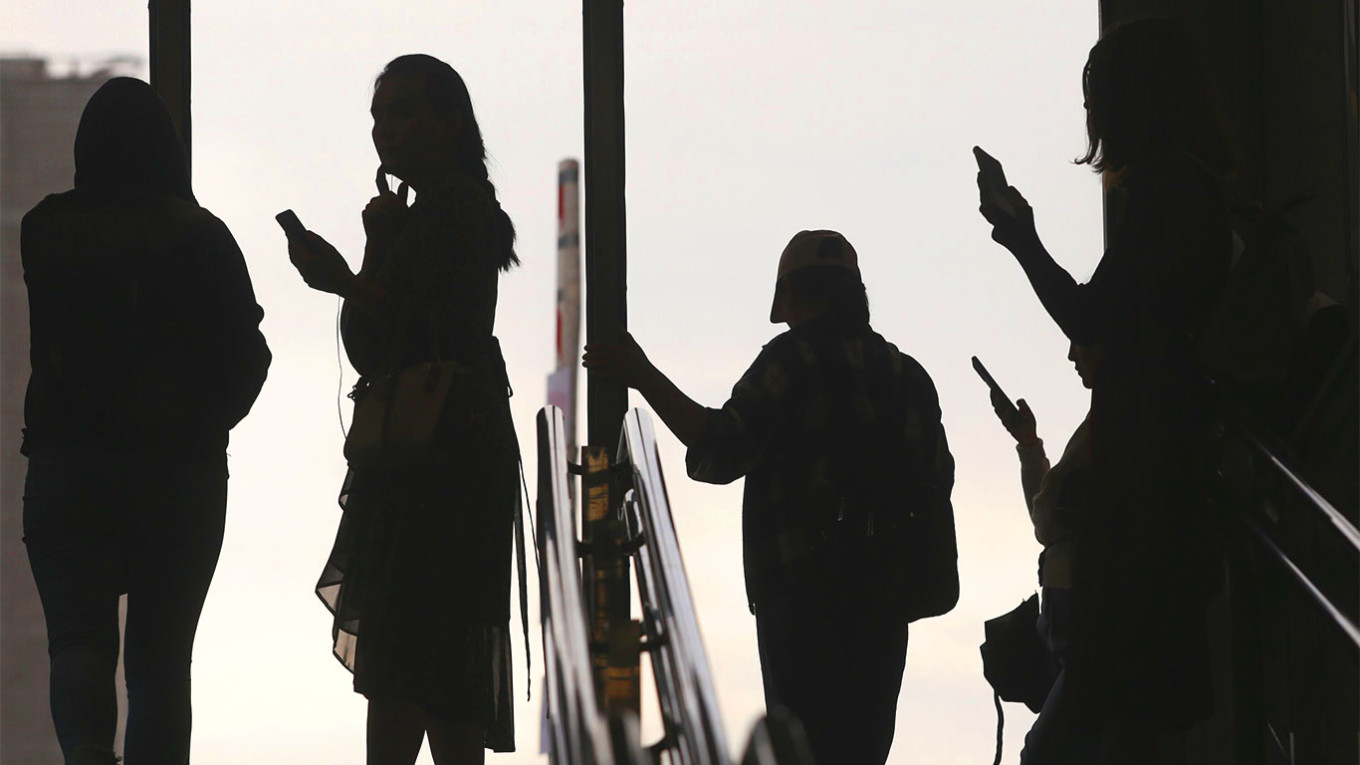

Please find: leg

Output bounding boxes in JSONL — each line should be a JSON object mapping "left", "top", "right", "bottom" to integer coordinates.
{"left": 23, "top": 455, "right": 124, "bottom": 762}
{"left": 366, "top": 696, "right": 426, "bottom": 765}
{"left": 756, "top": 597, "right": 907, "bottom": 765}
{"left": 1022, "top": 588, "right": 1101, "bottom": 765}
{"left": 121, "top": 457, "right": 227, "bottom": 764}
{"left": 839, "top": 612, "right": 908, "bottom": 765}
{"left": 426, "top": 718, "right": 486, "bottom": 765}
{"left": 757, "top": 598, "right": 836, "bottom": 762}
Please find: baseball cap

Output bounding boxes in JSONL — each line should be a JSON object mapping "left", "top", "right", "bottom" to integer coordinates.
{"left": 769, "top": 230, "right": 860, "bottom": 323}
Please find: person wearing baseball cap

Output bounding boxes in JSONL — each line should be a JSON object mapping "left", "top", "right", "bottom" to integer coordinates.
{"left": 585, "top": 230, "right": 956, "bottom": 765}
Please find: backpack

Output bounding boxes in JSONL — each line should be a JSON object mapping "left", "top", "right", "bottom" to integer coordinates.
{"left": 814, "top": 330, "right": 959, "bottom": 622}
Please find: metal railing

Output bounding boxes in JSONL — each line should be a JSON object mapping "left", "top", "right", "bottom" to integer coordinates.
{"left": 1219, "top": 392, "right": 1359, "bottom": 764}
{"left": 537, "top": 405, "right": 813, "bottom": 765}
{"left": 618, "top": 408, "right": 731, "bottom": 765}
{"left": 537, "top": 406, "right": 617, "bottom": 765}
{"left": 1231, "top": 420, "right": 1360, "bottom": 651}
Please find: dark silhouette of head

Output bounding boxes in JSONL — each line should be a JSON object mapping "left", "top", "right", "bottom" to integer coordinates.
{"left": 778, "top": 267, "right": 870, "bottom": 329}
{"left": 1077, "top": 18, "right": 1231, "bottom": 176}
{"left": 74, "top": 77, "right": 194, "bottom": 203}
{"left": 374, "top": 54, "right": 518, "bottom": 270}
{"left": 1068, "top": 342, "right": 1104, "bottom": 389}
{"left": 770, "top": 231, "right": 869, "bottom": 328}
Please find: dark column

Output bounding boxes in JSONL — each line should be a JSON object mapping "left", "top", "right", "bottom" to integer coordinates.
{"left": 581, "top": 0, "right": 639, "bottom": 717}
{"left": 583, "top": 0, "right": 628, "bottom": 447}
{"left": 149, "top": 0, "right": 191, "bottom": 166}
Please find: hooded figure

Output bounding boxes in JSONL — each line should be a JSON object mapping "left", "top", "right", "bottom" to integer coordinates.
{"left": 73, "top": 76, "right": 195, "bottom": 203}
{"left": 20, "top": 77, "right": 269, "bottom": 764}
{"left": 22, "top": 77, "right": 269, "bottom": 456}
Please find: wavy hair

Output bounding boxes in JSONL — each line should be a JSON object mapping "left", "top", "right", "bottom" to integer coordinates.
{"left": 377, "top": 54, "right": 519, "bottom": 270}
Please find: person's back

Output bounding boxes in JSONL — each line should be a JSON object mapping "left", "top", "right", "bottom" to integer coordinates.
{"left": 22, "top": 190, "right": 268, "bottom": 458}
{"left": 688, "top": 315, "right": 953, "bottom": 616}
{"left": 586, "top": 230, "right": 953, "bottom": 765}
{"left": 20, "top": 77, "right": 269, "bottom": 765}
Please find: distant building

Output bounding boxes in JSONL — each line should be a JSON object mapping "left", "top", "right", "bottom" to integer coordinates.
{"left": 0, "top": 55, "right": 132, "bottom": 765}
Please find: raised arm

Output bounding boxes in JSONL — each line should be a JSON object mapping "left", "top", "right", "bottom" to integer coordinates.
{"left": 979, "top": 181, "right": 1108, "bottom": 345}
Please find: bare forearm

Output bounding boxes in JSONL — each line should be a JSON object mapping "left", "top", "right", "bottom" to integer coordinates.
{"left": 635, "top": 367, "right": 710, "bottom": 447}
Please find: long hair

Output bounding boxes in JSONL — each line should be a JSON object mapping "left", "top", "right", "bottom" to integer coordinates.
{"left": 1076, "top": 18, "right": 1232, "bottom": 176}
{"left": 73, "top": 77, "right": 195, "bottom": 203}
{"left": 376, "top": 54, "right": 519, "bottom": 270}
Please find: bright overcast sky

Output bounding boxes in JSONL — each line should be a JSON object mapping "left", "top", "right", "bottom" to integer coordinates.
{"left": 3, "top": 2, "right": 1104, "bottom": 762}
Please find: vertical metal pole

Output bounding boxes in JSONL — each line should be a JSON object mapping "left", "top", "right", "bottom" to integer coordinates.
{"left": 583, "top": 0, "right": 628, "bottom": 446}
{"left": 582, "top": 0, "right": 639, "bottom": 716}
{"left": 148, "top": 0, "right": 192, "bottom": 170}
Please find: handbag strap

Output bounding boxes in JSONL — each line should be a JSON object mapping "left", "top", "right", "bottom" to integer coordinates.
{"left": 514, "top": 456, "right": 532, "bottom": 701}
{"left": 991, "top": 690, "right": 1004, "bottom": 765}
{"left": 497, "top": 339, "right": 541, "bottom": 701}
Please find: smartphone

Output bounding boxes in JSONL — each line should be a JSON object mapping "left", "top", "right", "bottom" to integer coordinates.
{"left": 971, "top": 355, "right": 1018, "bottom": 417}
{"left": 972, "top": 146, "right": 1017, "bottom": 217}
{"left": 275, "top": 209, "right": 308, "bottom": 244}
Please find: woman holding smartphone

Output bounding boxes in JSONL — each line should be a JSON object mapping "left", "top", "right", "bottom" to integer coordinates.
{"left": 977, "top": 19, "right": 1233, "bottom": 763}
{"left": 289, "top": 55, "right": 520, "bottom": 765}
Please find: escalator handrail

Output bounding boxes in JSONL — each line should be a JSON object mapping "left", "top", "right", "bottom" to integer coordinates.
{"left": 619, "top": 408, "right": 732, "bottom": 765}
{"left": 1243, "top": 516, "right": 1360, "bottom": 650}
{"left": 1238, "top": 425, "right": 1360, "bottom": 554}
{"left": 537, "top": 406, "right": 616, "bottom": 765}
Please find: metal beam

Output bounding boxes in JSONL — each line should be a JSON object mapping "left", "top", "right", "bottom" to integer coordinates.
{"left": 149, "top": 0, "right": 192, "bottom": 167}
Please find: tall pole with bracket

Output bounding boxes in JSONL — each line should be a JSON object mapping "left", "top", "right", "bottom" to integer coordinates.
{"left": 581, "top": 0, "right": 641, "bottom": 718}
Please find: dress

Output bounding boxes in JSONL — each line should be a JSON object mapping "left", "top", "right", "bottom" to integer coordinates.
{"left": 314, "top": 173, "right": 519, "bottom": 752}
{"left": 1012, "top": 149, "right": 1231, "bottom": 728}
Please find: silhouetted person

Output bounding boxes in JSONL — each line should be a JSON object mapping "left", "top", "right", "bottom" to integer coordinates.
{"left": 584, "top": 231, "right": 955, "bottom": 765}
{"left": 990, "top": 343, "right": 1102, "bottom": 764}
{"left": 19, "top": 77, "right": 271, "bottom": 765}
{"left": 288, "top": 55, "right": 520, "bottom": 765}
{"left": 977, "top": 18, "right": 1233, "bottom": 763}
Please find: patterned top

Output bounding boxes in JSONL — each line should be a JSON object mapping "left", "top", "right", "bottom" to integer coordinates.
{"left": 343, "top": 173, "right": 503, "bottom": 376}
{"left": 686, "top": 317, "right": 954, "bottom": 610}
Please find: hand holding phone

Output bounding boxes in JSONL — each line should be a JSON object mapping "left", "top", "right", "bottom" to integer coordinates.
{"left": 279, "top": 211, "right": 353, "bottom": 295}
{"left": 972, "top": 355, "right": 1016, "bottom": 416}
{"left": 973, "top": 146, "right": 1017, "bottom": 218}
{"left": 276, "top": 209, "right": 308, "bottom": 244}
{"left": 973, "top": 356, "right": 1039, "bottom": 446}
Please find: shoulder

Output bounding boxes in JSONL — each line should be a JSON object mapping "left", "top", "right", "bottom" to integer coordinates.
{"left": 21, "top": 190, "right": 79, "bottom": 229}
{"left": 756, "top": 327, "right": 823, "bottom": 372}
{"left": 1125, "top": 149, "right": 1221, "bottom": 207}
{"left": 416, "top": 173, "right": 497, "bottom": 223}
{"left": 873, "top": 334, "right": 940, "bottom": 407}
